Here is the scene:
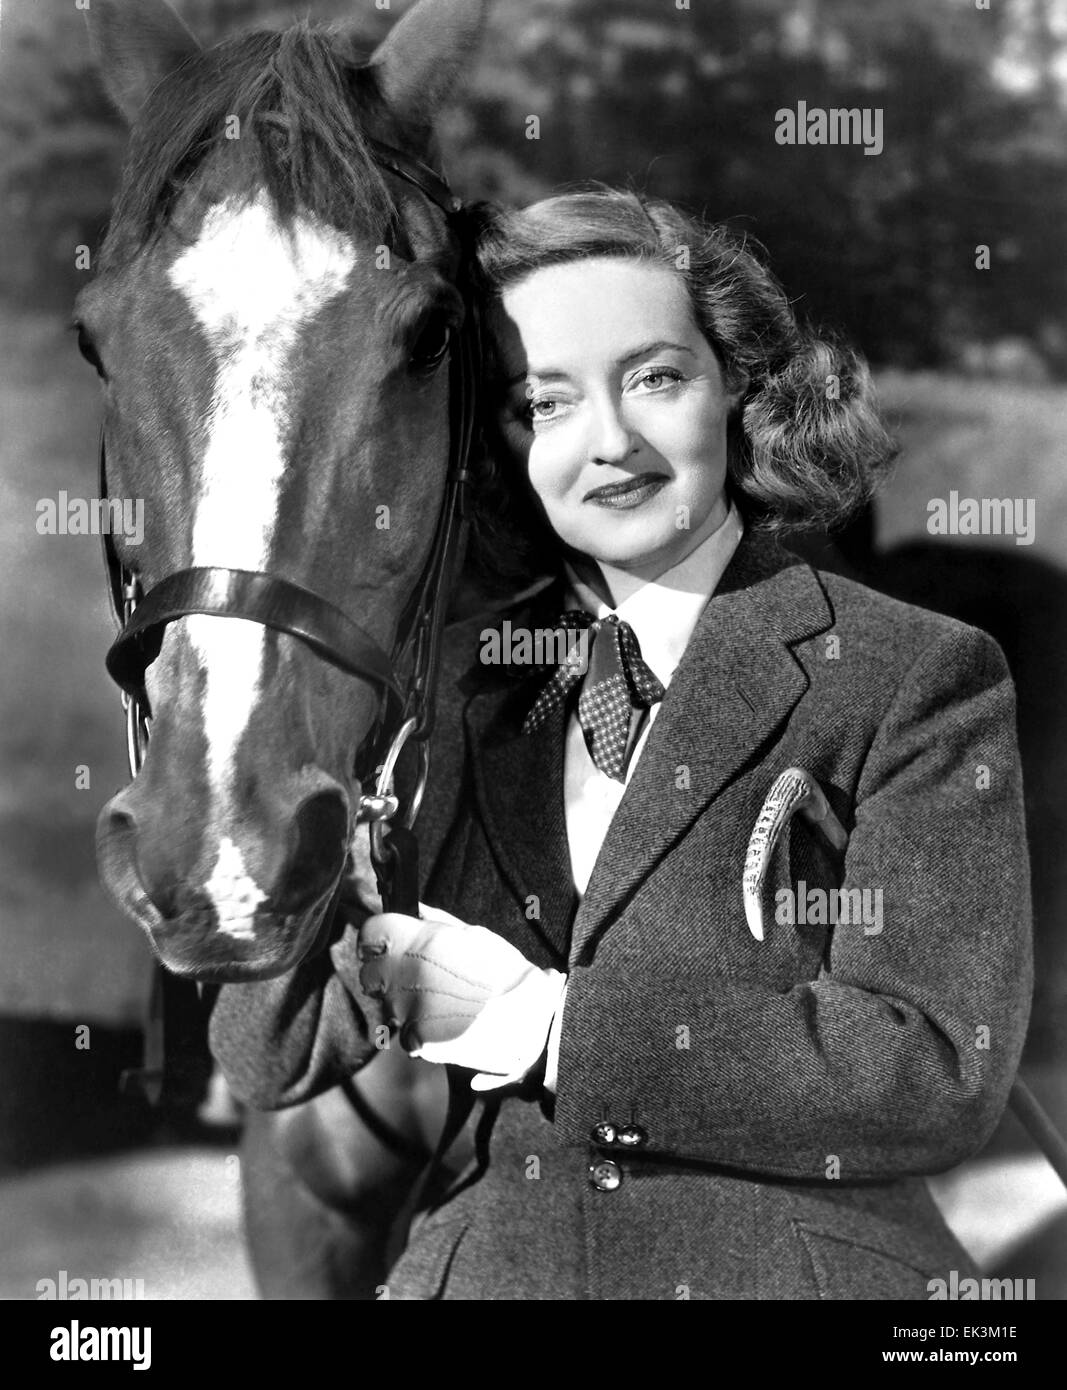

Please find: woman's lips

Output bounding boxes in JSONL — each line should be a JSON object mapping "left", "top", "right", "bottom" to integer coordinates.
{"left": 583, "top": 473, "right": 668, "bottom": 509}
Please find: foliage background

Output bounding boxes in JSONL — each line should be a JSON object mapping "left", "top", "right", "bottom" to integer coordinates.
{"left": 3, "top": 0, "right": 1066, "bottom": 375}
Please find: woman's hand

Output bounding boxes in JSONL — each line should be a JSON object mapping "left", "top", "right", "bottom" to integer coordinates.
{"left": 330, "top": 907, "right": 566, "bottom": 1090}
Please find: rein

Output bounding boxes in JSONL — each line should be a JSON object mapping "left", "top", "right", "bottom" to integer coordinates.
{"left": 99, "top": 141, "right": 480, "bottom": 1101}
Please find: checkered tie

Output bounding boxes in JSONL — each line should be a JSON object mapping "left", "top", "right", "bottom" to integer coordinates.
{"left": 523, "top": 611, "right": 666, "bottom": 781}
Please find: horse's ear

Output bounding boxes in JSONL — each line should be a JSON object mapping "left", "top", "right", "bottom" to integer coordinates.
{"left": 369, "top": 0, "right": 488, "bottom": 132}
{"left": 85, "top": 0, "right": 201, "bottom": 126}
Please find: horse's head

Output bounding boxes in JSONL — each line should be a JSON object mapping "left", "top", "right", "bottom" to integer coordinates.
{"left": 80, "top": 0, "right": 486, "bottom": 981}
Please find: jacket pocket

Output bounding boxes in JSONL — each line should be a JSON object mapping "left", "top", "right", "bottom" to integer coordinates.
{"left": 385, "top": 1215, "right": 472, "bottom": 1301}
{"left": 792, "top": 1218, "right": 936, "bottom": 1301}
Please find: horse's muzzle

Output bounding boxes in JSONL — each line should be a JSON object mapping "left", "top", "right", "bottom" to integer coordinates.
{"left": 96, "top": 781, "right": 350, "bottom": 981}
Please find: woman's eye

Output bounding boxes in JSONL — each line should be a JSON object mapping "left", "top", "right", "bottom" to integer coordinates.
{"left": 528, "top": 397, "right": 560, "bottom": 421}
{"left": 409, "top": 314, "right": 452, "bottom": 371}
{"left": 633, "top": 367, "right": 683, "bottom": 391}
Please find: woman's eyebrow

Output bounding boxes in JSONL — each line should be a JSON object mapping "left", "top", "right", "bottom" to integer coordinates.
{"left": 617, "top": 340, "right": 696, "bottom": 366}
{"left": 504, "top": 340, "right": 695, "bottom": 387}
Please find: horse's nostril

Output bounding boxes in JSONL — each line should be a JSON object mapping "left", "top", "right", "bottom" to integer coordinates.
{"left": 273, "top": 790, "right": 349, "bottom": 914}
{"left": 100, "top": 802, "right": 212, "bottom": 925}
{"left": 97, "top": 800, "right": 164, "bottom": 929}
{"left": 101, "top": 805, "right": 136, "bottom": 846}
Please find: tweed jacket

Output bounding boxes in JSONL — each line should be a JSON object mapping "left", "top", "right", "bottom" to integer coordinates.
{"left": 210, "top": 530, "right": 1033, "bottom": 1300}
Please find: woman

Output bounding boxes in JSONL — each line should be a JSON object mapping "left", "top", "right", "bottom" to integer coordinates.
{"left": 212, "top": 188, "right": 1033, "bottom": 1300}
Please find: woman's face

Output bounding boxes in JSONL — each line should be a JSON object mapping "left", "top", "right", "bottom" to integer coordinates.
{"left": 492, "top": 256, "right": 743, "bottom": 577}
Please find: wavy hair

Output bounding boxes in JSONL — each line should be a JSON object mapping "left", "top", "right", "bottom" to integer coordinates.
{"left": 466, "top": 186, "right": 895, "bottom": 583}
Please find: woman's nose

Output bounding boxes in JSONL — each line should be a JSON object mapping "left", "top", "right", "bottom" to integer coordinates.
{"left": 588, "top": 397, "right": 638, "bottom": 465}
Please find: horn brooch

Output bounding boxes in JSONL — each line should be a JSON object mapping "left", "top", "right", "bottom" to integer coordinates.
{"left": 743, "top": 767, "right": 848, "bottom": 941}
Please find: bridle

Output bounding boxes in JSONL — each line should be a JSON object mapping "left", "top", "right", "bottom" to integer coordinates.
{"left": 99, "top": 138, "right": 480, "bottom": 937}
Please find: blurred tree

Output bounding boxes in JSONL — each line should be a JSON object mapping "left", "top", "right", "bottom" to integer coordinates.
{"left": 0, "top": 0, "right": 377, "bottom": 308}
{"left": 444, "top": 0, "right": 1067, "bottom": 374}
{"left": 1, "top": 0, "right": 1064, "bottom": 373}
{"left": 0, "top": 1, "right": 123, "bottom": 307}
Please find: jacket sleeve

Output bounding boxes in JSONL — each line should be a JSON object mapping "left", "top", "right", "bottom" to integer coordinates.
{"left": 208, "top": 936, "right": 377, "bottom": 1110}
{"left": 552, "top": 626, "right": 1034, "bottom": 1179}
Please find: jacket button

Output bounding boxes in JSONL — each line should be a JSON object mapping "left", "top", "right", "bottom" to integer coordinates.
{"left": 589, "top": 1159, "right": 623, "bottom": 1192}
{"left": 591, "top": 1121, "right": 617, "bottom": 1146}
{"left": 616, "top": 1124, "right": 647, "bottom": 1148}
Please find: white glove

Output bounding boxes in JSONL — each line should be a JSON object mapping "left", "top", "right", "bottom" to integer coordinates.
{"left": 343, "top": 906, "right": 566, "bottom": 1091}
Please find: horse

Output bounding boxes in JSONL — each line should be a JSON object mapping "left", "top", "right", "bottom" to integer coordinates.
{"left": 81, "top": 0, "right": 488, "bottom": 1297}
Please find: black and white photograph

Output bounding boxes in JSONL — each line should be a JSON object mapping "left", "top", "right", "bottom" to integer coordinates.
{"left": 0, "top": 0, "right": 1065, "bottom": 1338}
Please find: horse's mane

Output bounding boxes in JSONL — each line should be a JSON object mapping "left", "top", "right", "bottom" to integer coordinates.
{"left": 102, "top": 22, "right": 399, "bottom": 264}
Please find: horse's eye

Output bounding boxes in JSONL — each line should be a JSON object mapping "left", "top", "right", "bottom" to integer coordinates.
{"left": 75, "top": 324, "right": 107, "bottom": 379}
{"left": 409, "top": 313, "right": 452, "bottom": 372}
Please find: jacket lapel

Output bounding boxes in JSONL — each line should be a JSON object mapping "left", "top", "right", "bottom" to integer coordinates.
{"left": 463, "top": 585, "right": 577, "bottom": 963}
{"left": 568, "top": 532, "right": 834, "bottom": 963}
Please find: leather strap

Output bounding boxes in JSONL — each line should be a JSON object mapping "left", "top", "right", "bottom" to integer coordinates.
{"left": 99, "top": 434, "right": 127, "bottom": 628}
{"left": 106, "top": 565, "right": 402, "bottom": 709}
{"left": 364, "top": 137, "right": 460, "bottom": 218}
{"left": 392, "top": 298, "right": 478, "bottom": 743}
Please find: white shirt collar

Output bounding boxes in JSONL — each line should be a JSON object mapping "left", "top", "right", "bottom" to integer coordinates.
{"left": 564, "top": 502, "right": 744, "bottom": 686}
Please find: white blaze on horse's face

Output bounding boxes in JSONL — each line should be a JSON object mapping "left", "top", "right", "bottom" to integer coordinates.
{"left": 167, "top": 193, "right": 355, "bottom": 933}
